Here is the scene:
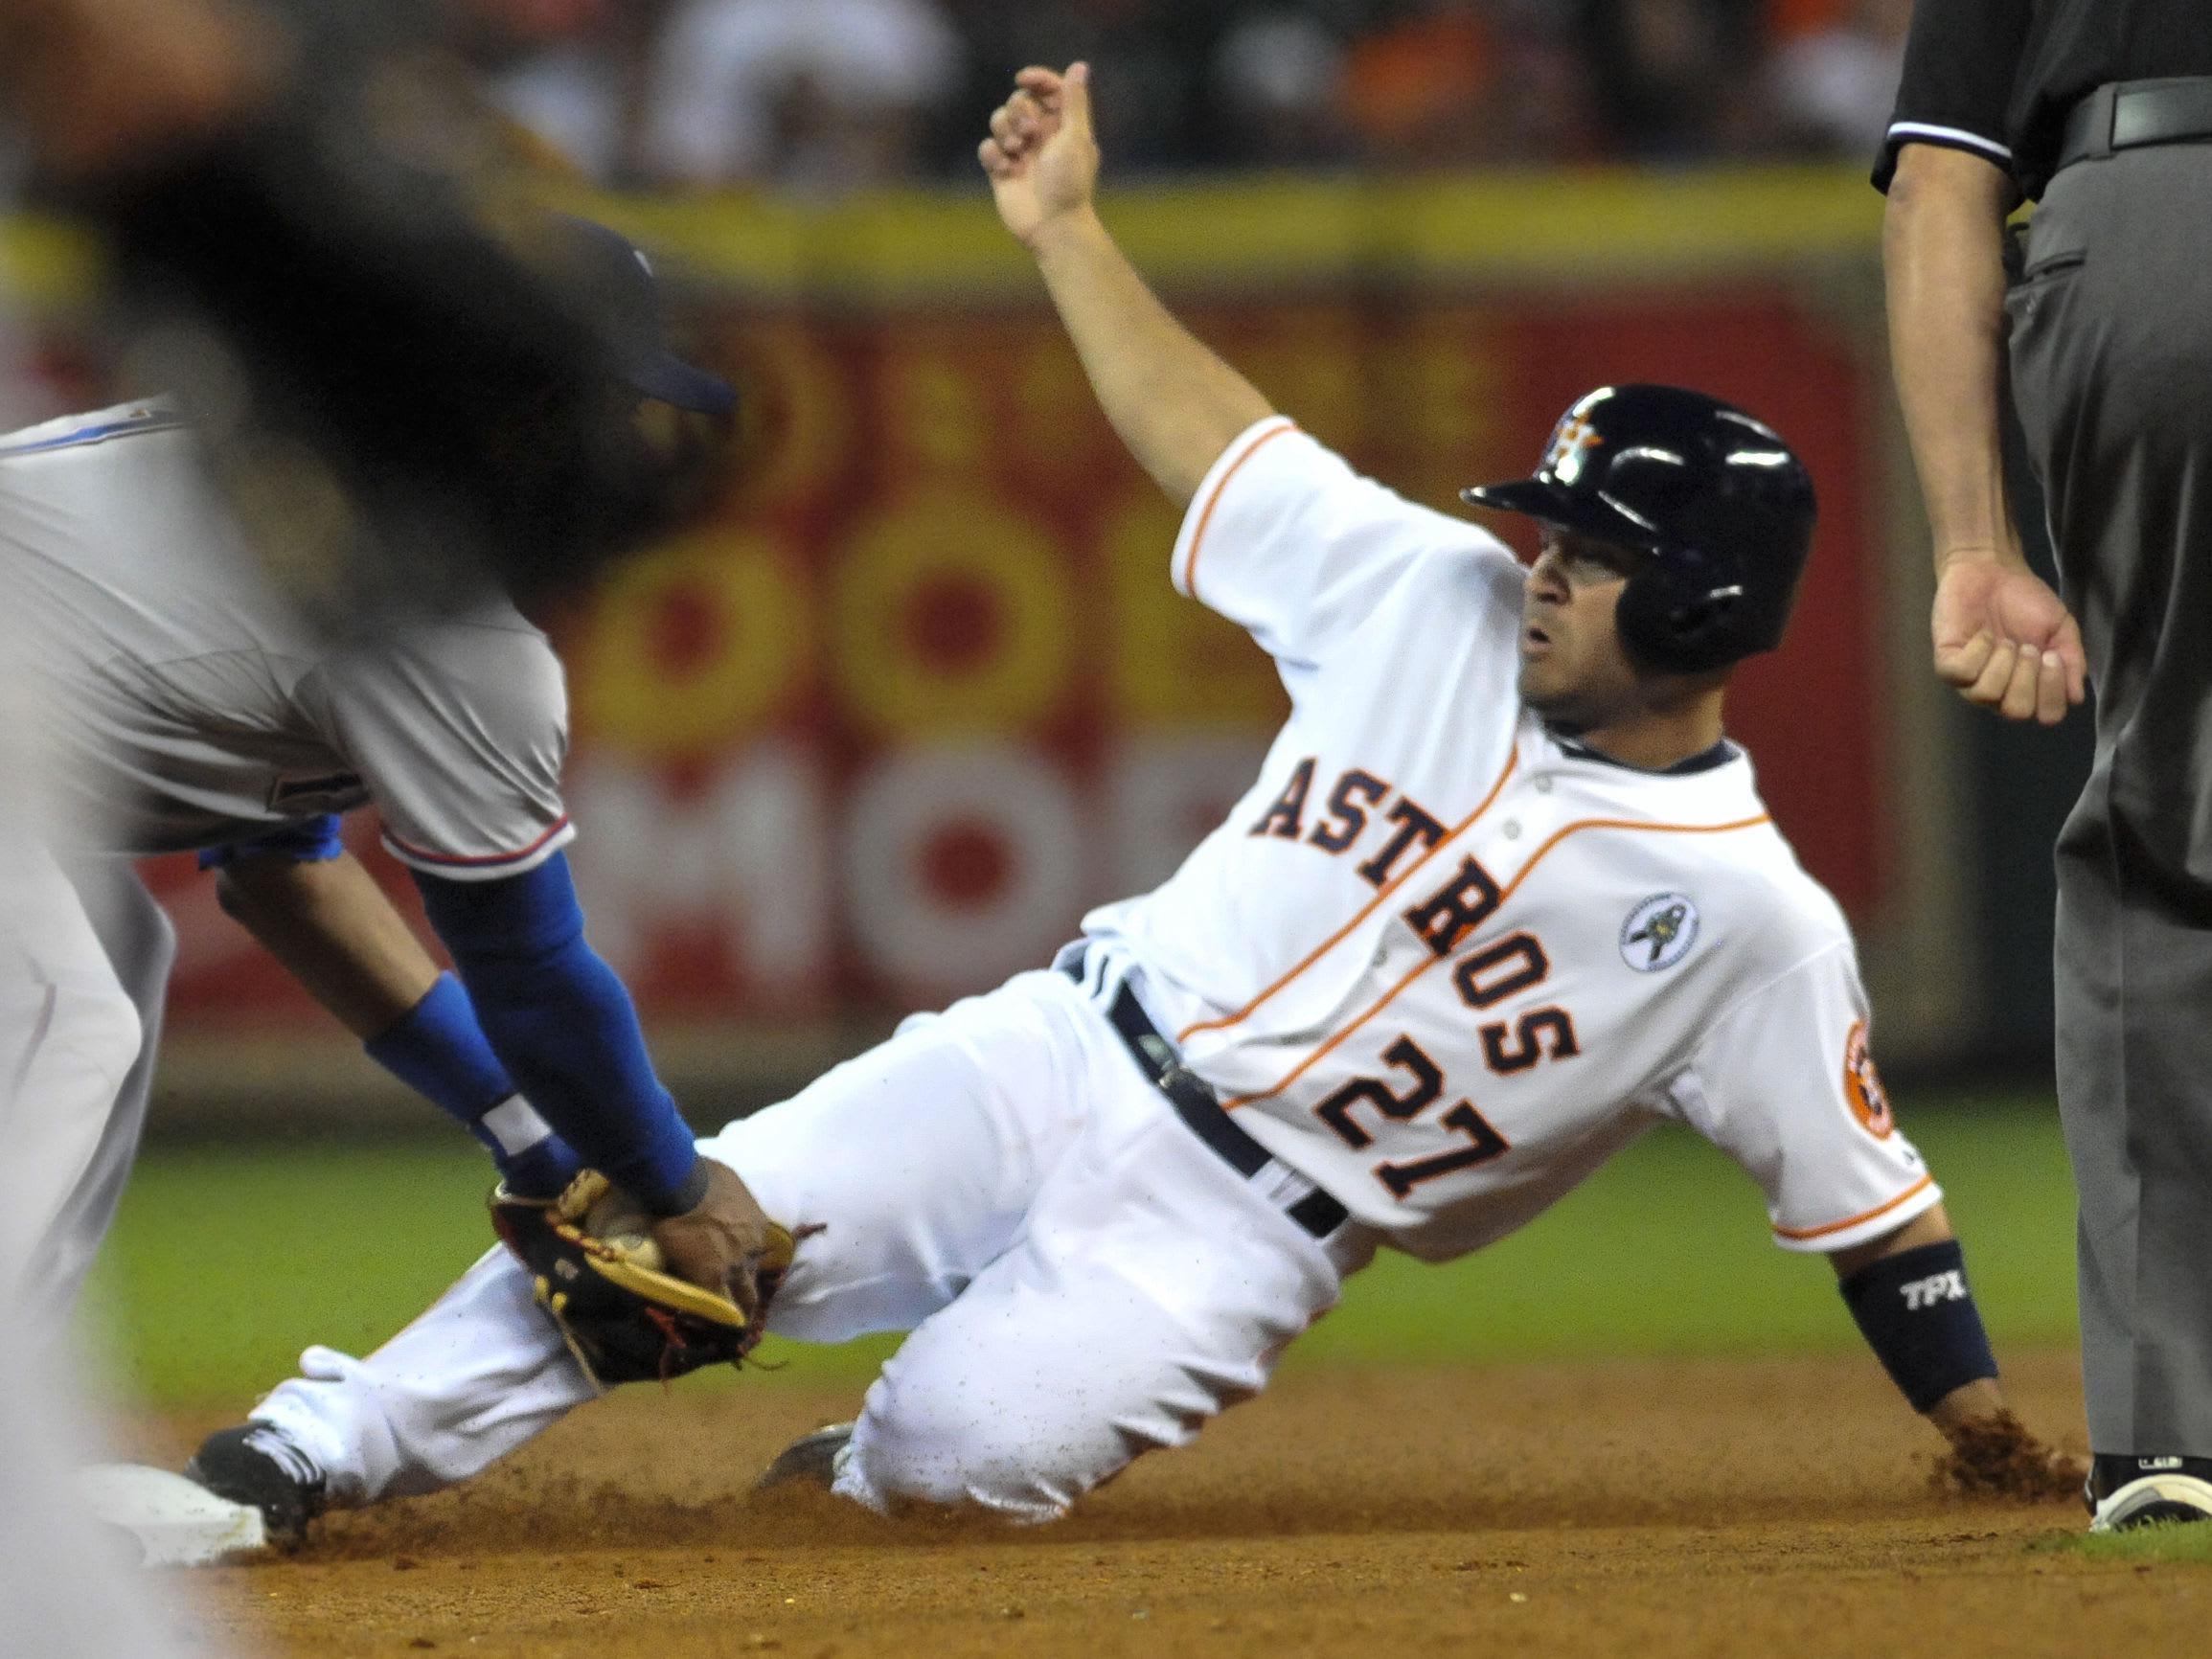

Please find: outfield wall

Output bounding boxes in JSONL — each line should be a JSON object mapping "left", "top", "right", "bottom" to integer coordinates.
{"left": 1, "top": 168, "right": 2086, "bottom": 1126}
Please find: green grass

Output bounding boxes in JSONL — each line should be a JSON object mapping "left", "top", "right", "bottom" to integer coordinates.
{"left": 79, "top": 1095, "right": 2081, "bottom": 1407}
{"left": 2037, "top": 1524, "right": 2212, "bottom": 1565}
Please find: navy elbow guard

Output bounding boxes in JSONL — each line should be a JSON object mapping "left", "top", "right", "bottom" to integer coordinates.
{"left": 1839, "top": 1239, "right": 1998, "bottom": 1413}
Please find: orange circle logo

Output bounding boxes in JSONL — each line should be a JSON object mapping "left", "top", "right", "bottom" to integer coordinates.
{"left": 1843, "top": 1020, "right": 1894, "bottom": 1139}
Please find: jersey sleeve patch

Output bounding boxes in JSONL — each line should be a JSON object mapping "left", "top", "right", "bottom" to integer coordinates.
{"left": 1842, "top": 1018, "right": 1894, "bottom": 1139}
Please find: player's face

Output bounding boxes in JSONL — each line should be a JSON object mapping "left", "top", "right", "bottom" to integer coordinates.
{"left": 1516, "top": 526, "right": 1652, "bottom": 733}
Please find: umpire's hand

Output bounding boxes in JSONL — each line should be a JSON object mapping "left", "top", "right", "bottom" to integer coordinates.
{"left": 1930, "top": 549, "right": 2087, "bottom": 725}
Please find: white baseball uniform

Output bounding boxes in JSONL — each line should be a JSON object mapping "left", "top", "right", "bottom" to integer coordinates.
{"left": 0, "top": 402, "right": 578, "bottom": 1319}
{"left": 247, "top": 417, "right": 1937, "bottom": 1520}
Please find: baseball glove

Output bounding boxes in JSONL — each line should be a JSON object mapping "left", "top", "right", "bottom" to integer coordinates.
{"left": 490, "top": 1171, "right": 796, "bottom": 1391}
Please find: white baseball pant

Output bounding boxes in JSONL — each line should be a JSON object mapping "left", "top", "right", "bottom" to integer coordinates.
{"left": 251, "top": 966, "right": 1373, "bottom": 1519}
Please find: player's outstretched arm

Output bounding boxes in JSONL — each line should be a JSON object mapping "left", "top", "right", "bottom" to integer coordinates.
{"left": 214, "top": 846, "right": 440, "bottom": 1038}
{"left": 212, "top": 836, "right": 582, "bottom": 1197}
{"left": 1828, "top": 1204, "right": 2081, "bottom": 1495}
{"left": 982, "top": 63, "right": 1272, "bottom": 508}
{"left": 1828, "top": 1205, "right": 2002, "bottom": 1432}
{"left": 414, "top": 854, "right": 785, "bottom": 1303}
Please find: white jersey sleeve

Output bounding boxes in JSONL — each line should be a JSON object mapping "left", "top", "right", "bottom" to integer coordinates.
{"left": 1669, "top": 939, "right": 1940, "bottom": 1255}
{"left": 313, "top": 615, "right": 576, "bottom": 882}
{"left": 1171, "top": 417, "right": 1519, "bottom": 675}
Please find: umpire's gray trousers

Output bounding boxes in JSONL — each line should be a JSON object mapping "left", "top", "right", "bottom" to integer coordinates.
{"left": 2008, "top": 142, "right": 2212, "bottom": 1457}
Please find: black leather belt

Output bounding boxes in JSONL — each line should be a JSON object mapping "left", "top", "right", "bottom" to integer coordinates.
{"left": 1060, "top": 951, "right": 1348, "bottom": 1239}
{"left": 2056, "top": 79, "right": 2212, "bottom": 174}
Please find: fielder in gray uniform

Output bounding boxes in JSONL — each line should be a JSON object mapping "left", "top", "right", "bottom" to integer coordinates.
{"left": 0, "top": 225, "right": 787, "bottom": 1381}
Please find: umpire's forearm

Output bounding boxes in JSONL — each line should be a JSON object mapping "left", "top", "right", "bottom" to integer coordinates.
{"left": 1028, "top": 208, "right": 1274, "bottom": 509}
{"left": 1882, "top": 144, "right": 2019, "bottom": 575}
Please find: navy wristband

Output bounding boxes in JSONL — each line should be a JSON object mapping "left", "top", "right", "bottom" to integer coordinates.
{"left": 1839, "top": 1239, "right": 1998, "bottom": 1413}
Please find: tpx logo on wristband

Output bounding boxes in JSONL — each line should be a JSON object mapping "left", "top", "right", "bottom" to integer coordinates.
{"left": 1902, "top": 1270, "right": 1968, "bottom": 1310}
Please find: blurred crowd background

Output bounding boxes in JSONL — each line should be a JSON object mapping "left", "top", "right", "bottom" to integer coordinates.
{"left": 8, "top": 0, "right": 2092, "bottom": 1125}
{"left": 461, "top": 0, "right": 1909, "bottom": 193}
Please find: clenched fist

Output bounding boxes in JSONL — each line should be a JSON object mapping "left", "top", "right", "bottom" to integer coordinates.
{"left": 979, "top": 62, "right": 1100, "bottom": 250}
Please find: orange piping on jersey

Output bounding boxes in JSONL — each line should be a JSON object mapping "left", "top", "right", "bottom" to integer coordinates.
{"left": 1178, "top": 748, "right": 1521, "bottom": 1045}
{"left": 1772, "top": 1173, "right": 1937, "bottom": 1241}
{"left": 1178, "top": 419, "right": 1298, "bottom": 607}
{"left": 1220, "top": 810, "right": 1773, "bottom": 1110}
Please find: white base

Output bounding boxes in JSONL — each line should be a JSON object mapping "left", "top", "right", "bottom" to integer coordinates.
{"left": 78, "top": 1464, "right": 268, "bottom": 1566}
{"left": 2089, "top": 1472, "right": 2212, "bottom": 1534}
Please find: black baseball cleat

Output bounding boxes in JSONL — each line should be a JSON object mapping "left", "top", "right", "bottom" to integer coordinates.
{"left": 184, "top": 1424, "right": 329, "bottom": 1546}
{"left": 756, "top": 1421, "right": 855, "bottom": 1492}
{"left": 2087, "top": 1454, "right": 2212, "bottom": 1532}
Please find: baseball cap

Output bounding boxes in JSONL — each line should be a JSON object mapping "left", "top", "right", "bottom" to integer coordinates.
{"left": 546, "top": 216, "right": 737, "bottom": 419}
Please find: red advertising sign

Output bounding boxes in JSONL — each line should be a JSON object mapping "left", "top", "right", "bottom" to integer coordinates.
{"left": 148, "top": 283, "right": 1881, "bottom": 1033}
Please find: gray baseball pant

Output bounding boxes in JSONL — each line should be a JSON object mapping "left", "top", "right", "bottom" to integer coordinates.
{"left": 2007, "top": 141, "right": 2212, "bottom": 1457}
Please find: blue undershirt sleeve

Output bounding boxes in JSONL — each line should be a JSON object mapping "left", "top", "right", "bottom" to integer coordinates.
{"left": 413, "top": 852, "right": 703, "bottom": 1215}
{"left": 196, "top": 813, "right": 347, "bottom": 869}
{"left": 363, "top": 973, "right": 583, "bottom": 1198}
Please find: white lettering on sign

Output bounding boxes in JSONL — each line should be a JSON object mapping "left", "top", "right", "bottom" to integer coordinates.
{"left": 565, "top": 742, "right": 832, "bottom": 1009}
{"left": 844, "top": 740, "right": 1086, "bottom": 989}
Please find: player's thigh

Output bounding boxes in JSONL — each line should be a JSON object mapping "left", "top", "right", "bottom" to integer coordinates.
{"left": 842, "top": 1125, "right": 1349, "bottom": 1518}
{"left": 0, "top": 850, "right": 142, "bottom": 1275}
{"left": 703, "top": 970, "right": 1092, "bottom": 1341}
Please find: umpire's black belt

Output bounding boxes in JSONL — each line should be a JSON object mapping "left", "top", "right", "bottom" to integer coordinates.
{"left": 2057, "top": 79, "right": 2212, "bottom": 176}
{"left": 1059, "top": 947, "right": 1348, "bottom": 1239}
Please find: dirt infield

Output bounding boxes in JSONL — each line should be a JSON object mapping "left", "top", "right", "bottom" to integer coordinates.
{"left": 137, "top": 1348, "right": 2208, "bottom": 1658}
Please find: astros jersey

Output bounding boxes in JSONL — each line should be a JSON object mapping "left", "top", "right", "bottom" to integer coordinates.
{"left": 0, "top": 403, "right": 573, "bottom": 878}
{"left": 1083, "top": 418, "right": 1935, "bottom": 1261}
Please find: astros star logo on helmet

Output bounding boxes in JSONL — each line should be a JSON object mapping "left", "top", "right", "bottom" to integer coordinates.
{"left": 1543, "top": 413, "right": 1605, "bottom": 483}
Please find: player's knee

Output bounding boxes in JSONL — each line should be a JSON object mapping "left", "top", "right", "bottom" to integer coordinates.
{"left": 846, "top": 1430, "right": 1081, "bottom": 1522}
{"left": 848, "top": 1382, "right": 1106, "bottom": 1522}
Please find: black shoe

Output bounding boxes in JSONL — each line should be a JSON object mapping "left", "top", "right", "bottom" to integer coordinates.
{"left": 184, "top": 1424, "right": 328, "bottom": 1546}
{"left": 2087, "top": 1454, "right": 2212, "bottom": 1532}
{"left": 756, "top": 1421, "right": 854, "bottom": 1492}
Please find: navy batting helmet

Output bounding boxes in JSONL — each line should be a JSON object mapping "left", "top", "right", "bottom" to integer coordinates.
{"left": 1460, "top": 384, "right": 1816, "bottom": 675}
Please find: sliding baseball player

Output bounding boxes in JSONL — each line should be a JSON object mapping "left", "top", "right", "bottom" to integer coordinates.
{"left": 178, "top": 65, "right": 2064, "bottom": 1535}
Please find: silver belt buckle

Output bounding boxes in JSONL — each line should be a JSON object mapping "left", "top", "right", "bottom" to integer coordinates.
{"left": 1248, "top": 1158, "right": 1321, "bottom": 1211}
